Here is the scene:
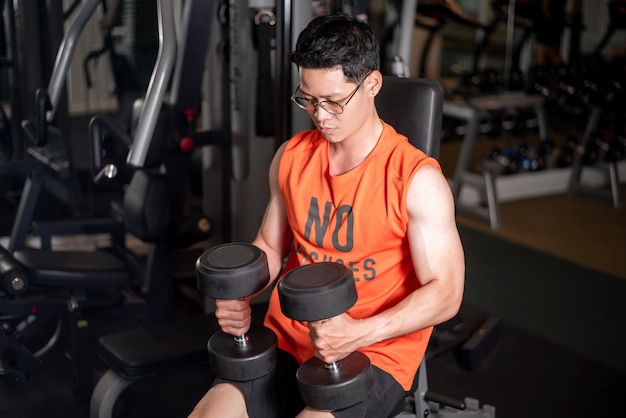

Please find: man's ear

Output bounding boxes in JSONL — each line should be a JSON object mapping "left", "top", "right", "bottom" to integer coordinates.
{"left": 365, "top": 70, "right": 383, "bottom": 97}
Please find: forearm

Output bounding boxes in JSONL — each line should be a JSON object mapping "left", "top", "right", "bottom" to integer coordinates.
{"left": 359, "top": 275, "right": 463, "bottom": 347}
{"left": 252, "top": 235, "right": 288, "bottom": 283}
{"left": 309, "top": 270, "right": 463, "bottom": 364}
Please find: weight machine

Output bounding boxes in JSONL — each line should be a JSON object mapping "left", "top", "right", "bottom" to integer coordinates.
{"left": 1, "top": 0, "right": 214, "bottom": 401}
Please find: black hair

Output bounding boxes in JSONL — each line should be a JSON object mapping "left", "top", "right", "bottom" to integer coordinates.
{"left": 289, "top": 13, "right": 380, "bottom": 83}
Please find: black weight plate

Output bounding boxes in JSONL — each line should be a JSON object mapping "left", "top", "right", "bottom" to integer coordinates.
{"left": 278, "top": 262, "right": 356, "bottom": 321}
{"left": 207, "top": 324, "right": 278, "bottom": 381}
{"left": 297, "top": 351, "right": 373, "bottom": 410}
{"left": 196, "top": 242, "right": 269, "bottom": 299}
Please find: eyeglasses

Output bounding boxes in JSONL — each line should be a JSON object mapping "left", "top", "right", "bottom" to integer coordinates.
{"left": 290, "top": 72, "right": 372, "bottom": 115}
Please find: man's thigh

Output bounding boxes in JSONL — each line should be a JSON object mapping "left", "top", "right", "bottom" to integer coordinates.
{"left": 331, "top": 366, "right": 406, "bottom": 418}
{"left": 212, "top": 350, "right": 304, "bottom": 418}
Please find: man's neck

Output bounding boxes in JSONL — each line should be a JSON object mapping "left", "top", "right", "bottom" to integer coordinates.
{"left": 328, "top": 117, "right": 383, "bottom": 176}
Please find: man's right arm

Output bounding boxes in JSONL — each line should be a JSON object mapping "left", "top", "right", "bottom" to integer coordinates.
{"left": 252, "top": 141, "right": 293, "bottom": 283}
{"left": 214, "top": 142, "right": 291, "bottom": 337}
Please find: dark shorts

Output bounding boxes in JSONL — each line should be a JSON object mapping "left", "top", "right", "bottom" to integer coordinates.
{"left": 535, "top": 17, "right": 566, "bottom": 47}
{"left": 534, "top": 3, "right": 566, "bottom": 46}
{"left": 212, "top": 350, "right": 406, "bottom": 418}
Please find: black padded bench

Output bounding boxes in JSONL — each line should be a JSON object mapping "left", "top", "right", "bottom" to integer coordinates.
{"left": 90, "top": 299, "right": 271, "bottom": 418}
{"left": 90, "top": 314, "right": 219, "bottom": 418}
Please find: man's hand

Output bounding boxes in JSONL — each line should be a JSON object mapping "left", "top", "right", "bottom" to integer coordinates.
{"left": 215, "top": 298, "right": 252, "bottom": 336}
{"left": 307, "top": 313, "right": 366, "bottom": 363}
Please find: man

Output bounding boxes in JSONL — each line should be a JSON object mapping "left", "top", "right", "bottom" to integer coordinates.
{"left": 189, "top": 13, "right": 464, "bottom": 418}
{"left": 534, "top": 0, "right": 582, "bottom": 67}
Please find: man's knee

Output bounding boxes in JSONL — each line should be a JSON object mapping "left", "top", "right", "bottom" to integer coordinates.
{"left": 296, "top": 406, "right": 335, "bottom": 417}
{"left": 188, "top": 383, "right": 248, "bottom": 418}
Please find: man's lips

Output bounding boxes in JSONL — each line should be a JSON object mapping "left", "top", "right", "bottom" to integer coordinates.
{"left": 318, "top": 126, "right": 335, "bottom": 135}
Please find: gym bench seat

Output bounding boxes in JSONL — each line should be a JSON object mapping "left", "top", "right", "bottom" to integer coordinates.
{"left": 13, "top": 250, "right": 131, "bottom": 288}
{"left": 90, "top": 314, "right": 219, "bottom": 418}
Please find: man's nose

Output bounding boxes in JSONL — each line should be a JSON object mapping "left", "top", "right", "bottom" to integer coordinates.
{"left": 313, "top": 105, "right": 332, "bottom": 120}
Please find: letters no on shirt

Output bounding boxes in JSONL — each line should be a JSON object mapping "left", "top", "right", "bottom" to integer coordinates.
{"left": 296, "top": 197, "right": 378, "bottom": 282}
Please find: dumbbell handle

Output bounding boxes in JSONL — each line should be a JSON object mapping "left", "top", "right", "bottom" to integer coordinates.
{"left": 233, "top": 333, "right": 250, "bottom": 345}
{"left": 325, "top": 361, "right": 340, "bottom": 371}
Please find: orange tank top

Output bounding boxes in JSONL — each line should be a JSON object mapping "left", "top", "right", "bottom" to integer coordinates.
{"left": 264, "top": 121, "right": 440, "bottom": 390}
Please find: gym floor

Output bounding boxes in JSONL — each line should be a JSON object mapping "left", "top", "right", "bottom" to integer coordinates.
{"left": 2, "top": 114, "right": 625, "bottom": 417}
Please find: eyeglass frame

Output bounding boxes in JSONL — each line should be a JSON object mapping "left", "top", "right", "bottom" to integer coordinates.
{"left": 290, "top": 71, "right": 372, "bottom": 115}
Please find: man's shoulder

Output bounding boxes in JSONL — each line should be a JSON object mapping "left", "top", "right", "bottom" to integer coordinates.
{"left": 379, "top": 123, "right": 441, "bottom": 175}
{"left": 381, "top": 123, "right": 426, "bottom": 158}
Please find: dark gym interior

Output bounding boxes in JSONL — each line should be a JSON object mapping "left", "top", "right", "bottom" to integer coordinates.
{"left": 1, "top": 1, "right": 625, "bottom": 417}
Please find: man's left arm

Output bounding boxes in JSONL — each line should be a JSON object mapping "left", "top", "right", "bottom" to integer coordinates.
{"left": 308, "top": 165, "right": 465, "bottom": 362}
{"left": 365, "top": 165, "right": 464, "bottom": 338}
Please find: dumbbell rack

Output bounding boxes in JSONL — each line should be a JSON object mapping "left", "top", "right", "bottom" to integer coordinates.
{"left": 446, "top": 92, "right": 548, "bottom": 229}
{"left": 567, "top": 106, "right": 623, "bottom": 208}
{"left": 446, "top": 94, "right": 625, "bottom": 229}
{"left": 569, "top": 159, "right": 623, "bottom": 208}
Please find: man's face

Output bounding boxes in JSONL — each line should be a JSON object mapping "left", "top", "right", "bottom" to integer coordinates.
{"left": 297, "top": 68, "right": 371, "bottom": 143}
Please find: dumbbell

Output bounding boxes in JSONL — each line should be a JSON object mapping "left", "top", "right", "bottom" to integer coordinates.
{"left": 487, "top": 147, "right": 519, "bottom": 175}
{"left": 196, "top": 242, "right": 278, "bottom": 381}
{"left": 278, "top": 262, "right": 373, "bottom": 411}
